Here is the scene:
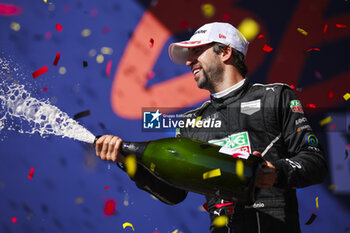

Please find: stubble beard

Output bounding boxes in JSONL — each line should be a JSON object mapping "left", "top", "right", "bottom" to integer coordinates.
{"left": 196, "top": 62, "right": 224, "bottom": 93}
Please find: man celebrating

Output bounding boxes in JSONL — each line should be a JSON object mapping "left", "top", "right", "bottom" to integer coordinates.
{"left": 95, "top": 22, "right": 328, "bottom": 233}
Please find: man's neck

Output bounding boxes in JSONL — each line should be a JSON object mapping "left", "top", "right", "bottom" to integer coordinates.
{"left": 210, "top": 70, "right": 244, "bottom": 94}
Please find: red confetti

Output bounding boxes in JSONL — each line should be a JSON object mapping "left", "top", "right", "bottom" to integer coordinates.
{"left": 0, "top": 3, "right": 22, "bottom": 16}
{"left": 262, "top": 44, "right": 273, "bottom": 52}
{"left": 329, "top": 123, "right": 336, "bottom": 131}
{"left": 28, "top": 167, "right": 34, "bottom": 179}
{"left": 215, "top": 202, "right": 234, "bottom": 209}
{"left": 104, "top": 186, "right": 110, "bottom": 189}
{"left": 222, "top": 13, "right": 230, "bottom": 21}
{"left": 53, "top": 52, "right": 61, "bottom": 66}
{"left": 32, "top": 66, "right": 48, "bottom": 79}
{"left": 328, "top": 92, "right": 334, "bottom": 99}
{"left": 323, "top": 24, "right": 328, "bottom": 34}
{"left": 202, "top": 202, "right": 208, "bottom": 211}
{"left": 11, "top": 217, "right": 17, "bottom": 223}
{"left": 179, "top": 20, "right": 188, "bottom": 29}
{"left": 290, "top": 84, "right": 296, "bottom": 90}
{"left": 103, "top": 199, "right": 116, "bottom": 216}
{"left": 336, "top": 24, "right": 347, "bottom": 28}
{"left": 106, "top": 60, "right": 112, "bottom": 77}
{"left": 306, "top": 103, "right": 317, "bottom": 108}
{"left": 90, "top": 8, "right": 98, "bottom": 17}
{"left": 102, "top": 26, "right": 111, "bottom": 34}
{"left": 146, "top": 71, "right": 155, "bottom": 80}
{"left": 306, "top": 48, "right": 320, "bottom": 52}
{"left": 45, "top": 31, "right": 52, "bottom": 39}
{"left": 149, "top": 38, "right": 154, "bottom": 48}
{"left": 55, "top": 23, "right": 62, "bottom": 32}
{"left": 63, "top": 5, "right": 71, "bottom": 12}
{"left": 257, "top": 34, "right": 264, "bottom": 39}
{"left": 43, "top": 87, "right": 48, "bottom": 92}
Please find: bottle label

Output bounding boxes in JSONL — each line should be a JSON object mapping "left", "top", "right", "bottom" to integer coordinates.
{"left": 209, "top": 131, "right": 251, "bottom": 154}
{"left": 218, "top": 147, "right": 250, "bottom": 159}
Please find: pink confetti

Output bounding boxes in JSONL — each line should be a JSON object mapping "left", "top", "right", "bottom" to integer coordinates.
{"left": 290, "top": 84, "right": 296, "bottom": 90}
{"left": 103, "top": 199, "right": 116, "bottom": 216}
{"left": 28, "top": 167, "right": 34, "bottom": 179}
{"left": 90, "top": 8, "right": 98, "bottom": 17}
{"left": 146, "top": 71, "right": 155, "bottom": 80}
{"left": 56, "top": 23, "right": 62, "bottom": 32}
{"left": 45, "top": 31, "right": 52, "bottom": 39}
{"left": 11, "top": 217, "right": 17, "bottom": 223}
{"left": 106, "top": 60, "right": 112, "bottom": 77}
{"left": 102, "top": 26, "right": 111, "bottom": 34}
{"left": 0, "top": 3, "right": 22, "bottom": 16}
{"left": 149, "top": 38, "right": 154, "bottom": 48}
{"left": 32, "top": 66, "right": 48, "bottom": 79}
{"left": 306, "top": 48, "right": 320, "bottom": 52}
{"left": 323, "top": 24, "right": 328, "bottom": 34}
{"left": 215, "top": 202, "right": 234, "bottom": 209}
{"left": 53, "top": 52, "right": 61, "bottom": 66}
{"left": 262, "top": 44, "right": 273, "bottom": 52}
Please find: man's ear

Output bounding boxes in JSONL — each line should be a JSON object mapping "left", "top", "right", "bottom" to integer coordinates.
{"left": 220, "top": 46, "right": 233, "bottom": 63}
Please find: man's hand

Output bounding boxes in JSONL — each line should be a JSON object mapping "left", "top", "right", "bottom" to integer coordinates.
{"left": 253, "top": 151, "right": 277, "bottom": 189}
{"left": 95, "top": 135, "right": 125, "bottom": 163}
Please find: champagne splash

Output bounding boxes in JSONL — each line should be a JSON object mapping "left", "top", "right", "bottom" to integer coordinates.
{"left": 0, "top": 58, "right": 95, "bottom": 144}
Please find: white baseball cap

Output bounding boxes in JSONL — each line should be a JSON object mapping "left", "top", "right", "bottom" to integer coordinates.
{"left": 168, "top": 22, "right": 249, "bottom": 65}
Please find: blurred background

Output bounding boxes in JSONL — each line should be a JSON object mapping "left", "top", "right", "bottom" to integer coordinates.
{"left": 0, "top": 0, "right": 349, "bottom": 232}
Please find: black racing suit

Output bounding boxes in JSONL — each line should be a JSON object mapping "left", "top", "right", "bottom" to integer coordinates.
{"left": 125, "top": 79, "right": 328, "bottom": 233}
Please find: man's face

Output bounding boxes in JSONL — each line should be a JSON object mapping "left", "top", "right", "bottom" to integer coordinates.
{"left": 186, "top": 44, "right": 224, "bottom": 92}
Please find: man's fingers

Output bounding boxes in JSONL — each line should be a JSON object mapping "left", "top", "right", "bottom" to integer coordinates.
{"left": 113, "top": 138, "right": 123, "bottom": 162}
{"left": 101, "top": 136, "right": 113, "bottom": 160}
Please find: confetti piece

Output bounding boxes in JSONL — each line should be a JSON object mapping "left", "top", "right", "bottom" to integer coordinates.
{"left": 63, "top": 5, "right": 71, "bottom": 12}
{"left": 201, "top": 3, "right": 215, "bottom": 18}
{"left": 213, "top": 215, "right": 228, "bottom": 228}
{"left": 123, "top": 194, "right": 129, "bottom": 206}
{"left": 329, "top": 123, "right": 336, "bottom": 131}
{"left": 32, "top": 66, "right": 48, "bottom": 78}
{"left": 146, "top": 71, "right": 155, "bottom": 80}
{"left": 55, "top": 23, "right": 62, "bottom": 32}
{"left": 11, "top": 217, "right": 17, "bottom": 223}
{"left": 306, "top": 103, "right": 316, "bottom": 108}
{"left": 106, "top": 60, "right": 112, "bottom": 77}
{"left": 336, "top": 24, "right": 347, "bottom": 28}
{"left": 222, "top": 13, "right": 230, "bottom": 21}
{"left": 215, "top": 202, "right": 234, "bottom": 209}
{"left": 0, "top": 3, "right": 22, "bottom": 16}
{"left": 10, "top": 22, "right": 20, "bottom": 31}
{"left": 105, "top": 186, "right": 110, "bottom": 189}
{"left": 263, "top": 44, "right": 273, "bottom": 52}
{"left": 102, "top": 26, "right": 111, "bottom": 34}
{"left": 257, "top": 34, "right": 264, "bottom": 39}
{"left": 306, "top": 48, "right": 320, "bottom": 52}
{"left": 45, "top": 31, "right": 52, "bottom": 39}
{"left": 73, "top": 110, "right": 91, "bottom": 120}
{"left": 323, "top": 24, "right": 328, "bottom": 34}
{"left": 297, "top": 27, "right": 308, "bottom": 36}
{"left": 236, "top": 160, "right": 244, "bottom": 180}
{"left": 43, "top": 0, "right": 47, "bottom": 3}
{"left": 122, "top": 222, "right": 135, "bottom": 231}
{"left": 83, "top": 61, "right": 88, "bottom": 67}
{"left": 290, "top": 84, "right": 296, "bottom": 90}
{"left": 172, "top": 230, "right": 179, "bottom": 233}
{"left": 90, "top": 8, "right": 98, "bottom": 17}
{"left": 58, "top": 66, "right": 66, "bottom": 75}
{"left": 343, "top": 93, "right": 350, "bottom": 101}
{"left": 28, "top": 167, "right": 34, "bottom": 179}
{"left": 179, "top": 21, "right": 188, "bottom": 29}
{"left": 305, "top": 213, "right": 317, "bottom": 225}
{"left": 150, "top": 162, "right": 156, "bottom": 172}
{"left": 101, "top": 47, "right": 113, "bottom": 55}
{"left": 238, "top": 18, "right": 260, "bottom": 41}
{"left": 81, "top": 29, "right": 91, "bottom": 37}
{"left": 96, "top": 54, "right": 104, "bottom": 63}
{"left": 125, "top": 154, "right": 137, "bottom": 178}
{"left": 202, "top": 202, "right": 209, "bottom": 211}
{"left": 328, "top": 184, "right": 338, "bottom": 190}
{"left": 314, "top": 71, "right": 322, "bottom": 79}
{"left": 53, "top": 52, "right": 61, "bottom": 66}
{"left": 320, "top": 116, "right": 332, "bottom": 126}
{"left": 315, "top": 197, "right": 319, "bottom": 209}
{"left": 75, "top": 197, "right": 84, "bottom": 204}
{"left": 104, "top": 199, "right": 116, "bottom": 216}
{"left": 203, "top": 168, "right": 221, "bottom": 180}
{"left": 149, "top": 38, "right": 154, "bottom": 48}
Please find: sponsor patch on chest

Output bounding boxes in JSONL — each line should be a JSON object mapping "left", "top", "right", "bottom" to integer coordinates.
{"left": 240, "top": 99, "right": 261, "bottom": 115}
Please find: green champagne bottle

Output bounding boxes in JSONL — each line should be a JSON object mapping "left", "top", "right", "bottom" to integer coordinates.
{"left": 95, "top": 137, "right": 264, "bottom": 204}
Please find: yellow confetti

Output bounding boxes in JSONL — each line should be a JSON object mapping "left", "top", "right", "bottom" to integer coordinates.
{"left": 75, "top": 197, "right": 84, "bottom": 204}
{"left": 297, "top": 27, "right": 308, "bottom": 36}
{"left": 58, "top": 66, "right": 67, "bottom": 75}
{"left": 238, "top": 18, "right": 260, "bottom": 41}
{"left": 96, "top": 54, "right": 104, "bottom": 63}
{"left": 320, "top": 116, "right": 332, "bottom": 126}
{"left": 236, "top": 160, "right": 245, "bottom": 180}
{"left": 343, "top": 93, "right": 350, "bottom": 101}
{"left": 171, "top": 229, "right": 179, "bottom": 233}
{"left": 315, "top": 196, "right": 319, "bottom": 209}
{"left": 213, "top": 215, "right": 228, "bottom": 228}
{"left": 203, "top": 168, "right": 221, "bottom": 180}
{"left": 201, "top": 3, "right": 216, "bottom": 18}
{"left": 150, "top": 194, "right": 158, "bottom": 200}
{"left": 150, "top": 162, "right": 156, "bottom": 172}
{"left": 43, "top": 0, "right": 47, "bottom": 3}
{"left": 122, "top": 222, "right": 135, "bottom": 231}
{"left": 81, "top": 29, "right": 91, "bottom": 37}
{"left": 10, "top": 22, "right": 21, "bottom": 31}
{"left": 101, "top": 47, "right": 114, "bottom": 55}
{"left": 125, "top": 154, "right": 137, "bottom": 178}
{"left": 328, "top": 184, "right": 338, "bottom": 190}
